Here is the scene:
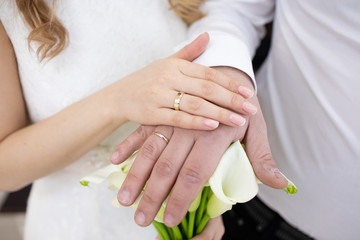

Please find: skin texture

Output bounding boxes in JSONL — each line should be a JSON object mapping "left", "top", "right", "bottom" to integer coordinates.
{"left": 0, "top": 27, "right": 257, "bottom": 191}
{"left": 111, "top": 67, "right": 288, "bottom": 232}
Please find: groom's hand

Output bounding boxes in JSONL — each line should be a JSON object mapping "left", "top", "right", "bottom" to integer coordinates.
{"left": 111, "top": 67, "right": 287, "bottom": 227}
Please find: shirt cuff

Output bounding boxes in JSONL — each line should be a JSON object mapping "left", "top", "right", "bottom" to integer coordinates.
{"left": 177, "top": 31, "right": 257, "bottom": 92}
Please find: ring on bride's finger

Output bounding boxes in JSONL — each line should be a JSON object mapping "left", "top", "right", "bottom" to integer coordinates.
{"left": 152, "top": 131, "right": 169, "bottom": 144}
{"left": 174, "top": 91, "right": 185, "bottom": 111}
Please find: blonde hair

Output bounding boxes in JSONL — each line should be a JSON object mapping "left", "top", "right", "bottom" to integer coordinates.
{"left": 16, "top": 0, "right": 68, "bottom": 61}
{"left": 16, "top": 0, "right": 204, "bottom": 61}
{"left": 168, "top": 0, "right": 205, "bottom": 25}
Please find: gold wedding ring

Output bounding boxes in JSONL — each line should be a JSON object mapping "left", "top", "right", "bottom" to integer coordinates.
{"left": 174, "top": 91, "right": 185, "bottom": 111}
{"left": 152, "top": 131, "right": 169, "bottom": 144}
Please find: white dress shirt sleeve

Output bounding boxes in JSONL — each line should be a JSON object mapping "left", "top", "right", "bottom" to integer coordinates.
{"left": 186, "top": 0, "right": 276, "bottom": 90}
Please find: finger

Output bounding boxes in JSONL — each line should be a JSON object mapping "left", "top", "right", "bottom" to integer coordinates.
{"left": 178, "top": 60, "right": 255, "bottom": 99}
{"left": 152, "top": 108, "right": 220, "bottom": 130}
{"left": 134, "top": 129, "right": 195, "bottom": 226}
{"left": 170, "top": 93, "right": 247, "bottom": 127}
{"left": 191, "top": 216, "right": 224, "bottom": 240}
{"left": 171, "top": 32, "right": 209, "bottom": 61}
{"left": 153, "top": 89, "right": 248, "bottom": 128}
{"left": 178, "top": 77, "right": 257, "bottom": 116}
{"left": 111, "top": 126, "right": 155, "bottom": 164}
{"left": 244, "top": 112, "right": 288, "bottom": 189}
{"left": 163, "top": 131, "right": 233, "bottom": 227}
{"left": 162, "top": 74, "right": 257, "bottom": 116}
{"left": 117, "top": 126, "right": 173, "bottom": 206}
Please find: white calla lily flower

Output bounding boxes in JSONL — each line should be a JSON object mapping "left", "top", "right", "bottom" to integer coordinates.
{"left": 80, "top": 150, "right": 137, "bottom": 188}
{"left": 207, "top": 141, "right": 259, "bottom": 217}
{"left": 206, "top": 194, "right": 232, "bottom": 218}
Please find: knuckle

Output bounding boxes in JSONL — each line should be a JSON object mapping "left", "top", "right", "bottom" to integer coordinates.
{"left": 228, "top": 79, "right": 239, "bottom": 92}
{"left": 126, "top": 171, "right": 142, "bottom": 183}
{"left": 259, "top": 152, "right": 274, "bottom": 164}
{"left": 201, "top": 81, "right": 215, "bottom": 95}
{"left": 230, "top": 94, "right": 240, "bottom": 107}
{"left": 204, "top": 67, "right": 218, "bottom": 81}
{"left": 154, "top": 159, "right": 174, "bottom": 178}
{"left": 180, "top": 166, "right": 203, "bottom": 185}
{"left": 135, "top": 126, "right": 148, "bottom": 140}
{"left": 156, "top": 72, "right": 169, "bottom": 85}
{"left": 214, "top": 108, "right": 229, "bottom": 125}
{"left": 140, "top": 141, "right": 159, "bottom": 162}
{"left": 187, "top": 97, "right": 202, "bottom": 112}
{"left": 141, "top": 192, "right": 157, "bottom": 205}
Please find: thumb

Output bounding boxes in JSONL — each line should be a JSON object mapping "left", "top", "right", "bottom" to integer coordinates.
{"left": 244, "top": 113, "right": 288, "bottom": 189}
{"left": 171, "top": 32, "right": 209, "bottom": 61}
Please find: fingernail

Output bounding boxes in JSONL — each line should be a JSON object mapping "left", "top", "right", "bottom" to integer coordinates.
{"left": 204, "top": 119, "right": 219, "bottom": 128}
{"left": 278, "top": 171, "right": 298, "bottom": 194}
{"left": 229, "top": 114, "right": 246, "bottom": 126}
{"left": 118, "top": 190, "right": 130, "bottom": 204}
{"left": 238, "top": 86, "right": 254, "bottom": 98}
{"left": 273, "top": 168, "right": 284, "bottom": 180}
{"left": 242, "top": 102, "right": 258, "bottom": 115}
{"left": 164, "top": 214, "right": 174, "bottom": 227}
{"left": 264, "top": 164, "right": 281, "bottom": 177}
{"left": 110, "top": 151, "right": 120, "bottom": 163}
{"left": 135, "top": 211, "right": 146, "bottom": 225}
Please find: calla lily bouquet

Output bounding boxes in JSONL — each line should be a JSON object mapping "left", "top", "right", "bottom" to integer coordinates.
{"left": 80, "top": 141, "right": 297, "bottom": 239}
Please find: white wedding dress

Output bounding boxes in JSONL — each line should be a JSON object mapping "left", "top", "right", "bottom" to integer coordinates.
{"left": 0, "top": 1, "right": 187, "bottom": 239}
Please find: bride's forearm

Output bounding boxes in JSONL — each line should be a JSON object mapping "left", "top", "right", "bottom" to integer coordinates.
{"left": 0, "top": 89, "right": 126, "bottom": 192}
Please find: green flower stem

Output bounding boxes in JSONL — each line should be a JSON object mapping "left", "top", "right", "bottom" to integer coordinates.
{"left": 167, "top": 225, "right": 174, "bottom": 240}
{"left": 187, "top": 211, "right": 196, "bottom": 239}
{"left": 195, "top": 213, "right": 210, "bottom": 235}
{"left": 152, "top": 221, "right": 170, "bottom": 240}
{"left": 195, "top": 187, "right": 210, "bottom": 228}
{"left": 180, "top": 214, "right": 188, "bottom": 236}
{"left": 170, "top": 226, "right": 183, "bottom": 240}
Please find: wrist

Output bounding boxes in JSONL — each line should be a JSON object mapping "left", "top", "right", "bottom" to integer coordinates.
{"left": 97, "top": 82, "right": 128, "bottom": 128}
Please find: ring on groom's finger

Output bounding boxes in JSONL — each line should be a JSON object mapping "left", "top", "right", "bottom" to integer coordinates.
{"left": 152, "top": 131, "right": 169, "bottom": 144}
{"left": 174, "top": 91, "right": 185, "bottom": 111}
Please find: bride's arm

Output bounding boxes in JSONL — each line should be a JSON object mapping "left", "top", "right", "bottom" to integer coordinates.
{"left": 0, "top": 21, "right": 126, "bottom": 191}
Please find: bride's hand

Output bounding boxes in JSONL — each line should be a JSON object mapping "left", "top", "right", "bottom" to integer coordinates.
{"left": 107, "top": 33, "right": 257, "bottom": 130}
